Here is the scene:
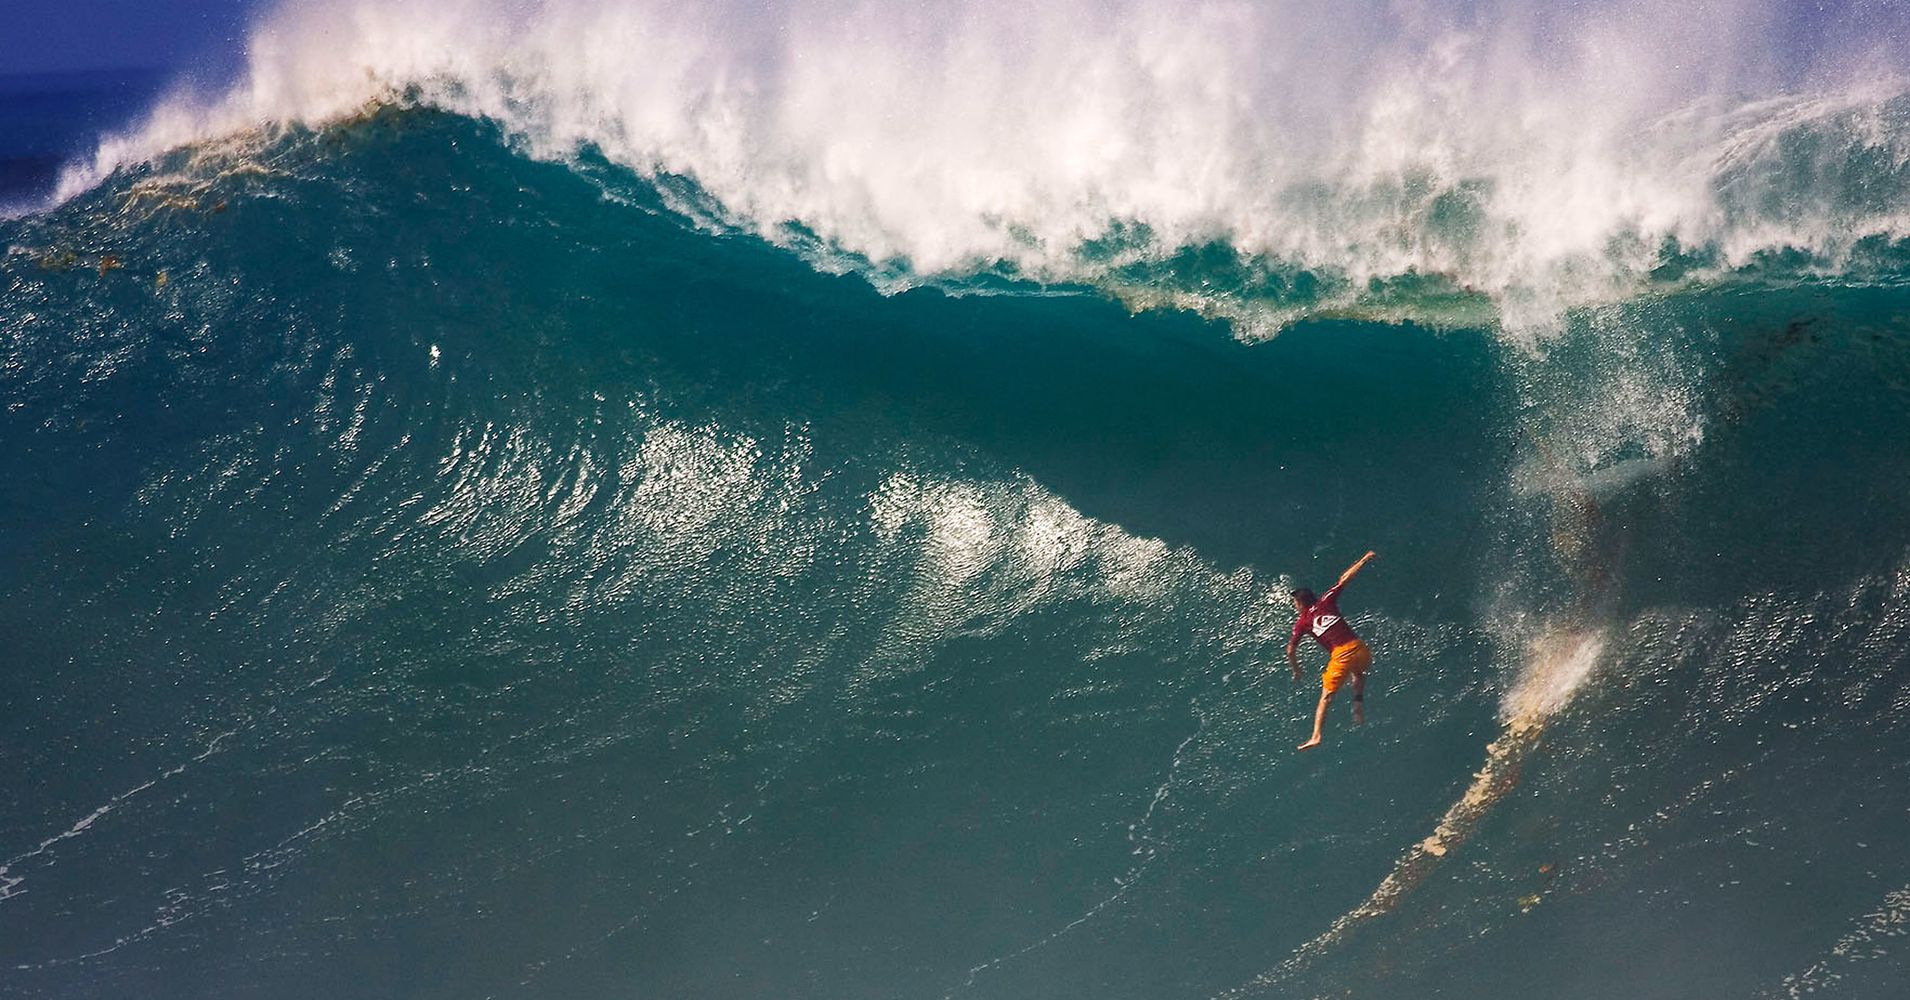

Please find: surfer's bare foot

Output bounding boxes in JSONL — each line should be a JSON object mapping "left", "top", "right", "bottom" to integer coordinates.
{"left": 1298, "top": 736, "right": 1322, "bottom": 751}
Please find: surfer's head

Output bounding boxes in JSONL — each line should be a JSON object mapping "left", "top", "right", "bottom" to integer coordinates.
{"left": 1290, "top": 588, "right": 1316, "bottom": 610}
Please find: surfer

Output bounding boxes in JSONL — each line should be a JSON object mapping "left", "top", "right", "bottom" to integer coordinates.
{"left": 1287, "top": 550, "right": 1377, "bottom": 750}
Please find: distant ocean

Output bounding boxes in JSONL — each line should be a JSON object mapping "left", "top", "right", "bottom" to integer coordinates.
{"left": 6, "top": 3, "right": 1910, "bottom": 999}
{"left": 0, "top": 69, "right": 162, "bottom": 208}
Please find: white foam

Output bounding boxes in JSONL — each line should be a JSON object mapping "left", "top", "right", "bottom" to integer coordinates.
{"left": 1501, "top": 627, "right": 1609, "bottom": 723}
{"left": 52, "top": 1, "right": 1910, "bottom": 327}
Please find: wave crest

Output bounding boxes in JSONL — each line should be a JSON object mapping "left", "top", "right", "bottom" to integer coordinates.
{"left": 56, "top": 0, "right": 1910, "bottom": 330}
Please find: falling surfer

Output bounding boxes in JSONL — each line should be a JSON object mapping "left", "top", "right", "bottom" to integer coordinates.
{"left": 1287, "top": 550, "right": 1377, "bottom": 750}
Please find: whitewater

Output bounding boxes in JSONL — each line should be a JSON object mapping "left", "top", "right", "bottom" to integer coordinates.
{"left": 6, "top": 2, "right": 1910, "bottom": 998}
{"left": 54, "top": 0, "right": 1910, "bottom": 330}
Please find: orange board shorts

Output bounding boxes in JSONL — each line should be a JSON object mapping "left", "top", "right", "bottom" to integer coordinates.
{"left": 1321, "top": 639, "right": 1371, "bottom": 694}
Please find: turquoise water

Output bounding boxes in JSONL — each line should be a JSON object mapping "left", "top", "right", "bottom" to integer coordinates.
{"left": 7, "top": 7, "right": 1910, "bottom": 997}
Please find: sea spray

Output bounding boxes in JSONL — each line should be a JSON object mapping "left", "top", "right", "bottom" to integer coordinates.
{"left": 1214, "top": 628, "right": 1607, "bottom": 999}
{"left": 1218, "top": 333, "right": 1660, "bottom": 995}
{"left": 10, "top": 7, "right": 1910, "bottom": 998}
{"left": 51, "top": 0, "right": 1910, "bottom": 332}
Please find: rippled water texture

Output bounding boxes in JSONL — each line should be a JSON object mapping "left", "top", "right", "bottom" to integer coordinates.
{"left": 7, "top": 3, "right": 1910, "bottom": 997}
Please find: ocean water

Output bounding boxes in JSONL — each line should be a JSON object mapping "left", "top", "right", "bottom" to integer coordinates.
{"left": 5, "top": 3, "right": 1910, "bottom": 999}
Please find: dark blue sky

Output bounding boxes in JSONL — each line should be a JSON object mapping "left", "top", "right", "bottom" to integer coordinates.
{"left": 6, "top": 0, "right": 262, "bottom": 76}
{"left": 4, "top": 1, "right": 1899, "bottom": 81}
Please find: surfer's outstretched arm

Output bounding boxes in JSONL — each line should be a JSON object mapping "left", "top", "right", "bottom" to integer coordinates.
{"left": 1287, "top": 637, "right": 1302, "bottom": 680}
{"left": 1332, "top": 551, "right": 1376, "bottom": 592}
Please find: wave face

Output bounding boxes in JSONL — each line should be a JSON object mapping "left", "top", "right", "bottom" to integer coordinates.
{"left": 6, "top": 5, "right": 1910, "bottom": 1000}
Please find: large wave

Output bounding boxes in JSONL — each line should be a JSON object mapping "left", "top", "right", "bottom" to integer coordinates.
{"left": 55, "top": 0, "right": 1910, "bottom": 331}
{"left": 11, "top": 6, "right": 1910, "bottom": 998}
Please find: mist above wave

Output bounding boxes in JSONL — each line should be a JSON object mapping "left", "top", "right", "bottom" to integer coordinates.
{"left": 58, "top": 0, "right": 1910, "bottom": 329}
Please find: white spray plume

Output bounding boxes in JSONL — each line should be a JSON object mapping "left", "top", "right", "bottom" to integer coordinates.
{"left": 55, "top": 0, "right": 1910, "bottom": 327}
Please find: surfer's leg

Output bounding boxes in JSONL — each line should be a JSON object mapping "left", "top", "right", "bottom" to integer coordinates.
{"left": 1300, "top": 689, "right": 1332, "bottom": 750}
{"left": 1352, "top": 672, "right": 1365, "bottom": 725}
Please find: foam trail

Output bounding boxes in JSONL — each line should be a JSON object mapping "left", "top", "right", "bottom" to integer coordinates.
{"left": 1763, "top": 884, "right": 1910, "bottom": 998}
{"left": 53, "top": 0, "right": 1910, "bottom": 330}
{"left": 0, "top": 731, "right": 235, "bottom": 904}
{"left": 1213, "top": 628, "right": 1606, "bottom": 999}
{"left": 944, "top": 708, "right": 1206, "bottom": 998}
{"left": 1218, "top": 411, "right": 1645, "bottom": 996}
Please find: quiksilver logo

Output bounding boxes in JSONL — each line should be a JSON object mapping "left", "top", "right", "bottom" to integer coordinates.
{"left": 1312, "top": 614, "right": 1340, "bottom": 635}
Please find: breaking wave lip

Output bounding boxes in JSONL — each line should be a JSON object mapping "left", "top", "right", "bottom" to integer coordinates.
{"left": 44, "top": 0, "right": 1910, "bottom": 334}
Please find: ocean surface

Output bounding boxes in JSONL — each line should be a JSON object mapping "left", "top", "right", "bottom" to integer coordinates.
{"left": 5, "top": 3, "right": 1910, "bottom": 998}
